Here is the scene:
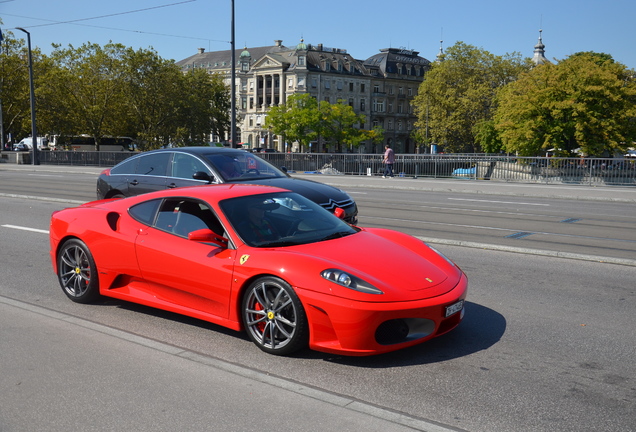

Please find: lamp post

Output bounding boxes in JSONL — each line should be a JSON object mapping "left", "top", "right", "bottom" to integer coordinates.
{"left": 16, "top": 27, "right": 39, "bottom": 165}
{"left": 230, "top": 0, "right": 237, "bottom": 148}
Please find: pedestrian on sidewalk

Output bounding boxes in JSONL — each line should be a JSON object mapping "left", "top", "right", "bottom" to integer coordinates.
{"left": 382, "top": 144, "right": 395, "bottom": 178}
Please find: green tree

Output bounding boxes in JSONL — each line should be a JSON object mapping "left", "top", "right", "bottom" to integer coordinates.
{"left": 413, "top": 42, "right": 530, "bottom": 153}
{"left": 266, "top": 93, "right": 320, "bottom": 152}
{"left": 0, "top": 29, "right": 47, "bottom": 143}
{"left": 320, "top": 100, "right": 367, "bottom": 152}
{"left": 180, "top": 68, "right": 230, "bottom": 147}
{"left": 494, "top": 53, "right": 636, "bottom": 156}
{"left": 120, "top": 47, "right": 184, "bottom": 149}
{"left": 41, "top": 42, "right": 129, "bottom": 149}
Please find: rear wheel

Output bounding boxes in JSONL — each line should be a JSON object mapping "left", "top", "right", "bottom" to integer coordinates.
{"left": 57, "top": 238, "right": 100, "bottom": 303}
{"left": 242, "top": 277, "right": 308, "bottom": 355}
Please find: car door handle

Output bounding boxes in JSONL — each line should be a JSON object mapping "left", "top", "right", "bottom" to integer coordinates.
{"left": 130, "top": 180, "right": 139, "bottom": 186}
{"left": 167, "top": 183, "right": 177, "bottom": 188}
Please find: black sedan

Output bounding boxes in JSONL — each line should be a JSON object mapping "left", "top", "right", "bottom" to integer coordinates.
{"left": 96, "top": 147, "right": 358, "bottom": 223}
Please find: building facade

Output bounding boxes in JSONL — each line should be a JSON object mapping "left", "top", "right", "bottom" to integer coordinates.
{"left": 177, "top": 40, "right": 431, "bottom": 153}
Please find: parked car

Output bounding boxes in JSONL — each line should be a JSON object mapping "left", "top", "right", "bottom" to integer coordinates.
{"left": 50, "top": 185, "right": 467, "bottom": 356}
{"left": 96, "top": 147, "right": 358, "bottom": 224}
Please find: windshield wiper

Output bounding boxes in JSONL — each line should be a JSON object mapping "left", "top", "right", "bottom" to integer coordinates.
{"left": 319, "top": 231, "right": 353, "bottom": 242}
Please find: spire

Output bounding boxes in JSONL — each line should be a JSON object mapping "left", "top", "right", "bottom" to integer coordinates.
{"left": 436, "top": 39, "right": 444, "bottom": 62}
{"left": 532, "top": 29, "right": 549, "bottom": 65}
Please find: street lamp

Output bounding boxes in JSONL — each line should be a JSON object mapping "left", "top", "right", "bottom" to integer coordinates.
{"left": 16, "top": 27, "right": 39, "bottom": 165}
{"left": 230, "top": 0, "right": 237, "bottom": 148}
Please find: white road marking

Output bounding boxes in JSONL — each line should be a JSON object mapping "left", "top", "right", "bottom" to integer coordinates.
{"left": 1, "top": 224, "right": 49, "bottom": 234}
{"left": 448, "top": 197, "right": 550, "bottom": 206}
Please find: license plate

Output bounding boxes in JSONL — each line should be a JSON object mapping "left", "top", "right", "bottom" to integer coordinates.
{"left": 445, "top": 300, "right": 464, "bottom": 318}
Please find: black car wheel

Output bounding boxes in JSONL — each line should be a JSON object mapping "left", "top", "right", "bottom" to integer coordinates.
{"left": 57, "top": 238, "right": 100, "bottom": 303}
{"left": 242, "top": 277, "right": 308, "bottom": 355}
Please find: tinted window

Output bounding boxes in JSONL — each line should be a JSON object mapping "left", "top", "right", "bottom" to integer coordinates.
{"left": 135, "top": 153, "right": 170, "bottom": 176}
{"left": 204, "top": 152, "right": 285, "bottom": 181}
{"left": 171, "top": 153, "right": 211, "bottom": 179}
{"left": 129, "top": 199, "right": 161, "bottom": 225}
{"left": 111, "top": 156, "right": 139, "bottom": 175}
{"left": 154, "top": 198, "right": 224, "bottom": 237}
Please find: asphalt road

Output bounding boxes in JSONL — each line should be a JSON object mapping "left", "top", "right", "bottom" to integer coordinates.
{"left": 1, "top": 163, "right": 635, "bottom": 431}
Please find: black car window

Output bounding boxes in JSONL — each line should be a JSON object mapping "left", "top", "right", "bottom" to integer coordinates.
{"left": 171, "top": 153, "right": 211, "bottom": 179}
{"left": 135, "top": 153, "right": 170, "bottom": 176}
{"left": 110, "top": 155, "right": 139, "bottom": 175}
{"left": 154, "top": 198, "right": 225, "bottom": 238}
{"left": 129, "top": 199, "right": 162, "bottom": 226}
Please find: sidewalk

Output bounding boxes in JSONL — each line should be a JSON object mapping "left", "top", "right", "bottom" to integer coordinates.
{"left": 0, "top": 296, "right": 456, "bottom": 432}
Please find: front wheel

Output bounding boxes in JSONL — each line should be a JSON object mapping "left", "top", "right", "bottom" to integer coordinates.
{"left": 242, "top": 277, "right": 308, "bottom": 355}
{"left": 57, "top": 238, "right": 100, "bottom": 303}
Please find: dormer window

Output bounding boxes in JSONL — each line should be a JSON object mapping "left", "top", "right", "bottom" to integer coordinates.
{"left": 298, "top": 56, "right": 306, "bottom": 66}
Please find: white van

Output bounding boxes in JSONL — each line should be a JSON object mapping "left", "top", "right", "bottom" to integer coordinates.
{"left": 13, "top": 137, "right": 49, "bottom": 151}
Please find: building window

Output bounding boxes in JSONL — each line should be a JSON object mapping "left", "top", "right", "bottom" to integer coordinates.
{"left": 349, "top": 82, "right": 354, "bottom": 91}
{"left": 397, "top": 121, "right": 403, "bottom": 131}
{"left": 298, "top": 56, "right": 305, "bottom": 66}
{"left": 288, "top": 78, "right": 294, "bottom": 88}
{"left": 242, "top": 97, "right": 247, "bottom": 109}
{"left": 360, "top": 83, "right": 365, "bottom": 92}
{"left": 408, "top": 87, "right": 413, "bottom": 97}
{"left": 241, "top": 62, "right": 249, "bottom": 71}
{"left": 324, "top": 96, "right": 330, "bottom": 103}
{"left": 348, "top": 98, "right": 354, "bottom": 107}
{"left": 388, "top": 120, "right": 393, "bottom": 130}
{"left": 337, "top": 81, "right": 343, "bottom": 90}
{"left": 298, "top": 77, "right": 305, "bottom": 88}
{"left": 311, "top": 78, "right": 317, "bottom": 88}
{"left": 397, "top": 102, "right": 403, "bottom": 114}
{"left": 388, "top": 102, "right": 393, "bottom": 113}
{"left": 398, "top": 87, "right": 404, "bottom": 95}
{"left": 389, "top": 86, "right": 394, "bottom": 95}
{"left": 373, "top": 99, "right": 385, "bottom": 113}
{"left": 325, "top": 81, "right": 331, "bottom": 90}
{"left": 373, "top": 85, "right": 380, "bottom": 93}
{"left": 360, "top": 98, "right": 366, "bottom": 111}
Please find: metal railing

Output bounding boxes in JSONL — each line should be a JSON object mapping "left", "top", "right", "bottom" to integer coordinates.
{"left": 29, "top": 151, "right": 636, "bottom": 186}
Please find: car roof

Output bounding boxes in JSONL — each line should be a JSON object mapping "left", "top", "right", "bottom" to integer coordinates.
{"left": 146, "top": 146, "right": 249, "bottom": 156}
{"left": 125, "top": 183, "right": 290, "bottom": 204}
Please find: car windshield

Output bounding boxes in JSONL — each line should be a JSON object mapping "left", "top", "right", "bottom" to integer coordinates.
{"left": 203, "top": 152, "right": 287, "bottom": 182}
{"left": 220, "top": 192, "right": 359, "bottom": 247}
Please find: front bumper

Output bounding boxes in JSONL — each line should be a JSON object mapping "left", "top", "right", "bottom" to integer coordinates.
{"left": 296, "top": 272, "right": 468, "bottom": 356}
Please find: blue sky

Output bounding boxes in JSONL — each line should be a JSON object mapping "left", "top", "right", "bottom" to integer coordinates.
{"left": 2, "top": 0, "right": 635, "bottom": 69}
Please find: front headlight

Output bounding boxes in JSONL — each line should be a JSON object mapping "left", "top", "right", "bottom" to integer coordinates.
{"left": 321, "top": 269, "right": 383, "bottom": 294}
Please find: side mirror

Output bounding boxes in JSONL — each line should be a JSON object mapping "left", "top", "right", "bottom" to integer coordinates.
{"left": 188, "top": 228, "right": 229, "bottom": 248}
{"left": 333, "top": 207, "right": 346, "bottom": 220}
{"left": 193, "top": 171, "right": 213, "bottom": 183}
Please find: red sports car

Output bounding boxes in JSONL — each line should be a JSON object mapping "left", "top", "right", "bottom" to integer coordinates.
{"left": 50, "top": 185, "right": 467, "bottom": 356}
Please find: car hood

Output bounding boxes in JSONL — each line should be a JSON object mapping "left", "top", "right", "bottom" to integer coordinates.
{"left": 236, "top": 177, "right": 351, "bottom": 204}
{"left": 275, "top": 229, "right": 462, "bottom": 302}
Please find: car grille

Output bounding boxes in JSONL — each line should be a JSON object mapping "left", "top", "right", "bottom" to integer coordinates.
{"left": 318, "top": 197, "right": 355, "bottom": 212}
{"left": 375, "top": 318, "right": 435, "bottom": 345}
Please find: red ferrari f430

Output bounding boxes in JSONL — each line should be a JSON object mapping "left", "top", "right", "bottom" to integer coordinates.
{"left": 50, "top": 185, "right": 467, "bottom": 356}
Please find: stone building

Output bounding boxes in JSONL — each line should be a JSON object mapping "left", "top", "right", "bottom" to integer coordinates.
{"left": 176, "top": 39, "right": 431, "bottom": 153}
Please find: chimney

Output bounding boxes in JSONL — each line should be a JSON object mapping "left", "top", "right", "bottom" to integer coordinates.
{"left": 275, "top": 40, "right": 282, "bottom": 47}
{"left": 197, "top": 48, "right": 205, "bottom": 54}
